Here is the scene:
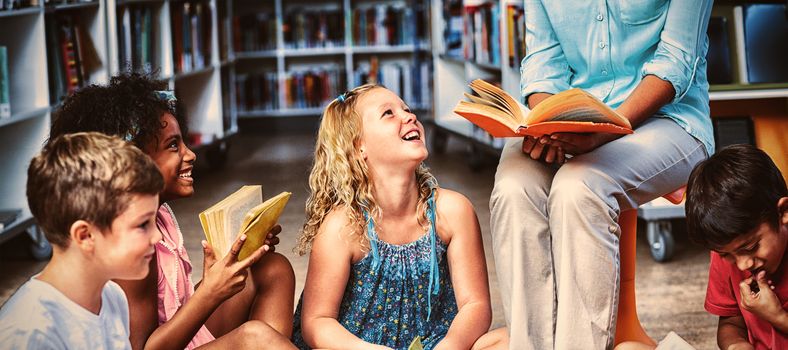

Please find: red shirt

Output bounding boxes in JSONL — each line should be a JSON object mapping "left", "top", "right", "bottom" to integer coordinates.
{"left": 705, "top": 251, "right": 788, "bottom": 349}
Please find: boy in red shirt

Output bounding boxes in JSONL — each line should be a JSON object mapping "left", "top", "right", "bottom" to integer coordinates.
{"left": 686, "top": 144, "right": 788, "bottom": 350}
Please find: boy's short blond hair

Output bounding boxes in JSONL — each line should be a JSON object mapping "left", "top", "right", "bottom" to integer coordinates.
{"left": 27, "top": 132, "right": 164, "bottom": 248}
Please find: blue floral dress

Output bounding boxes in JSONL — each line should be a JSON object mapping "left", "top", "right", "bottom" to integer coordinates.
{"left": 292, "top": 192, "right": 458, "bottom": 350}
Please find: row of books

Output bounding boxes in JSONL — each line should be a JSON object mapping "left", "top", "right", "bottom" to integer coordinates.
{"left": 171, "top": 0, "right": 212, "bottom": 74}
{"left": 283, "top": 7, "right": 344, "bottom": 49}
{"left": 464, "top": 1, "right": 501, "bottom": 67}
{"left": 442, "top": 0, "right": 463, "bottom": 59}
{"left": 45, "top": 12, "right": 102, "bottom": 104}
{"left": 706, "top": 4, "right": 788, "bottom": 85}
{"left": 236, "top": 66, "right": 345, "bottom": 111}
{"left": 351, "top": 3, "right": 429, "bottom": 47}
{"left": 505, "top": 3, "right": 525, "bottom": 68}
{"left": 0, "top": 0, "right": 36, "bottom": 11}
{"left": 353, "top": 57, "right": 432, "bottom": 109}
{"left": 117, "top": 5, "right": 156, "bottom": 73}
{"left": 0, "top": 46, "right": 9, "bottom": 118}
{"left": 233, "top": 11, "right": 277, "bottom": 52}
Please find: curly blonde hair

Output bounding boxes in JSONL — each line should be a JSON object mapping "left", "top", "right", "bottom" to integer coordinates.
{"left": 295, "top": 84, "right": 437, "bottom": 255}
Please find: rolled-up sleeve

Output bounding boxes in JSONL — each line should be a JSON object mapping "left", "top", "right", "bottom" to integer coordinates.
{"left": 642, "top": 0, "right": 712, "bottom": 102}
{"left": 521, "top": 0, "right": 571, "bottom": 103}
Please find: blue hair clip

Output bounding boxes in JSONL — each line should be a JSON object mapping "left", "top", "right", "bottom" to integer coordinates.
{"left": 154, "top": 90, "right": 177, "bottom": 102}
{"left": 124, "top": 123, "right": 139, "bottom": 142}
{"left": 154, "top": 90, "right": 178, "bottom": 112}
{"left": 337, "top": 93, "right": 347, "bottom": 103}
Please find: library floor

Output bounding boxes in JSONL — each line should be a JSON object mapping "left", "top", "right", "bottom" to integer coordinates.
{"left": 0, "top": 129, "right": 718, "bottom": 349}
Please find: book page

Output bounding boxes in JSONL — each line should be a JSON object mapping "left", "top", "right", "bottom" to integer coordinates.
{"left": 221, "top": 187, "right": 263, "bottom": 256}
{"left": 525, "top": 88, "right": 631, "bottom": 129}
{"left": 469, "top": 79, "right": 528, "bottom": 122}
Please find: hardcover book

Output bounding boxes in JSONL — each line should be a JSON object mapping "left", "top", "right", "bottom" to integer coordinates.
{"left": 453, "top": 79, "right": 633, "bottom": 138}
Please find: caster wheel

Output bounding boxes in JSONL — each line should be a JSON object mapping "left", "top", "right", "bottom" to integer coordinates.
{"left": 27, "top": 226, "right": 52, "bottom": 261}
{"left": 206, "top": 140, "right": 230, "bottom": 169}
{"left": 430, "top": 129, "right": 448, "bottom": 154}
{"left": 647, "top": 220, "right": 675, "bottom": 262}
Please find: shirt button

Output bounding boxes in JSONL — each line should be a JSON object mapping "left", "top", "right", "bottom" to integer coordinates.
{"left": 596, "top": 14, "right": 604, "bottom": 21}
{"left": 602, "top": 70, "right": 608, "bottom": 75}
{"left": 599, "top": 42, "right": 606, "bottom": 49}
{"left": 608, "top": 225, "right": 617, "bottom": 233}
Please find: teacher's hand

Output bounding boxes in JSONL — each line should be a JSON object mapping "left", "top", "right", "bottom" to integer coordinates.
{"left": 522, "top": 135, "right": 565, "bottom": 164}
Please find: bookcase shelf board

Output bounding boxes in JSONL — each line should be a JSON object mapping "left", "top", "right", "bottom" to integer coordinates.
{"left": 48, "top": 1, "right": 100, "bottom": 12}
{"left": 0, "top": 106, "right": 50, "bottom": 128}
{"left": 0, "top": 7, "right": 42, "bottom": 19}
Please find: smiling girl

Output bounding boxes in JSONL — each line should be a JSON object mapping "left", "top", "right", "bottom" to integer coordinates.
{"left": 292, "top": 84, "right": 506, "bottom": 350}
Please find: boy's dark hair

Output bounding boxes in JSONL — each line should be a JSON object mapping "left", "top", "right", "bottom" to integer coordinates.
{"left": 27, "top": 132, "right": 164, "bottom": 248}
{"left": 686, "top": 144, "right": 788, "bottom": 250}
{"left": 49, "top": 71, "right": 189, "bottom": 150}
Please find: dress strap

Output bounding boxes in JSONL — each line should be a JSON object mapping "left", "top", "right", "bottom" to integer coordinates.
{"left": 362, "top": 210, "right": 382, "bottom": 270}
{"left": 426, "top": 189, "right": 439, "bottom": 320}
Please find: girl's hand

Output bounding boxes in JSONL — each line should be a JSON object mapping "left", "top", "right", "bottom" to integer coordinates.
{"left": 200, "top": 234, "right": 269, "bottom": 303}
{"left": 264, "top": 224, "right": 282, "bottom": 252}
{"left": 521, "top": 136, "right": 565, "bottom": 164}
{"left": 547, "top": 132, "right": 620, "bottom": 156}
{"left": 739, "top": 270, "right": 783, "bottom": 323}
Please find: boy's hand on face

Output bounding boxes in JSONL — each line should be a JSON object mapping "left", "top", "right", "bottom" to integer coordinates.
{"left": 264, "top": 224, "right": 282, "bottom": 252}
{"left": 200, "top": 234, "right": 269, "bottom": 303}
{"left": 739, "top": 270, "right": 783, "bottom": 324}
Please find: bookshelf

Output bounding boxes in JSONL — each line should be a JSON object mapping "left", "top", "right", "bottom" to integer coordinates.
{"left": 429, "top": 0, "right": 788, "bottom": 172}
{"left": 229, "top": 0, "right": 432, "bottom": 120}
{"left": 106, "top": 0, "right": 231, "bottom": 160}
{"left": 0, "top": 0, "right": 234, "bottom": 257}
{"left": 0, "top": 0, "right": 114, "bottom": 259}
{"left": 429, "top": 0, "right": 522, "bottom": 165}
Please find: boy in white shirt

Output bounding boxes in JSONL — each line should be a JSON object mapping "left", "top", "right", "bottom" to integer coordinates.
{"left": 0, "top": 132, "right": 164, "bottom": 349}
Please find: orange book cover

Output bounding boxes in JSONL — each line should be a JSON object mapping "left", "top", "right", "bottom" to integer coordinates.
{"left": 453, "top": 79, "right": 633, "bottom": 138}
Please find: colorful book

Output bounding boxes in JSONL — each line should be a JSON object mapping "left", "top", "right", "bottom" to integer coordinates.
{"left": 0, "top": 46, "right": 9, "bottom": 119}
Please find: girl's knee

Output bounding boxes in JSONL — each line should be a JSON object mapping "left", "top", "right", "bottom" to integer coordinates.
{"left": 237, "top": 320, "right": 292, "bottom": 348}
{"left": 252, "top": 252, "right": 295, "bottom": 288}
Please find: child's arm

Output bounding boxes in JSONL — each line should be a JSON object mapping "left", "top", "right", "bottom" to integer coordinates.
{"left": 127, "top": 234, "right": 268, "bottom": 350}
{"left": 434, "top": 189, "right": 492, "bottom": 350}
{"left": 300, "top": 209, "right": 392, "bottom": 350}
{"left": 738, "top": 272, "right": 788, "bottom": 334}
{"left": 718, "top": 315, "right": 754, "bottom": 350}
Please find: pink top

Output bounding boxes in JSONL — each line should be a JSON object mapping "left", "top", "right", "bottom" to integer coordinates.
{"left": 155, "top": 204, "right": 215, "bottom": 349}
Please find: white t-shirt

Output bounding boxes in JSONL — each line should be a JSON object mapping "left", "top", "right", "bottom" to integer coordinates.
{"left": 0, "top": 277, "right": 131, "bottom": 350}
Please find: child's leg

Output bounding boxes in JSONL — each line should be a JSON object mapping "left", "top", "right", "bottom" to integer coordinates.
{"left": 471, "top": 328, "right": 509, "bottom": 350}
{"left": 197, "top": 320, "right": 297, "bottom": 350}
{"left": 205, "top": 252, "right": 295, "bottom": 338}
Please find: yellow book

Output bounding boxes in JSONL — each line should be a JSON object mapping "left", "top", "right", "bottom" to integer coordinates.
{"left": 408, "top": 336, "right": 424, "bottom": 350}
{"left": 198, "top": 185, "right": 291, "bottom": 261}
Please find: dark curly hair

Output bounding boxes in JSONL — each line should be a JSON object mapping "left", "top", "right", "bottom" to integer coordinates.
{"left": 686, "top": 144, "right": 788, "bottom": 250}
{"left": 49, "top": 71, "right": 189, "bottom": 150}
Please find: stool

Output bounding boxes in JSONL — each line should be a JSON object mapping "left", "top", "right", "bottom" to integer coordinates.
{"left": 613, "top": 186, "right": 686, "bottom": 347}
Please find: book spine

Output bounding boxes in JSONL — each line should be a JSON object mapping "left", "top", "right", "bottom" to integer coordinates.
{"left": 732, "top": 6, "right": 748, "bottom": 84}
{"left": 0, "top": 46, "right": 9, "bottom": 119}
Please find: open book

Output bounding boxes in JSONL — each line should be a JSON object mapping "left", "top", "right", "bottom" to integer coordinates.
{"left": 198, "top": 185, "right": 291, "bottom": 261}
{"left": 453, "top": 79, "right": 633, "bottom": 137}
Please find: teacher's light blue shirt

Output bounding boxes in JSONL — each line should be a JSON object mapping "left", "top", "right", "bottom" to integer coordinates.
{"left": 521, "top": 0, "right": 715, "bottom": 154}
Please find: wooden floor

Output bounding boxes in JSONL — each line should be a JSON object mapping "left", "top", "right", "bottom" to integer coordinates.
{"left": 0, "top": 129, "right": 718, "bottom": 349}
